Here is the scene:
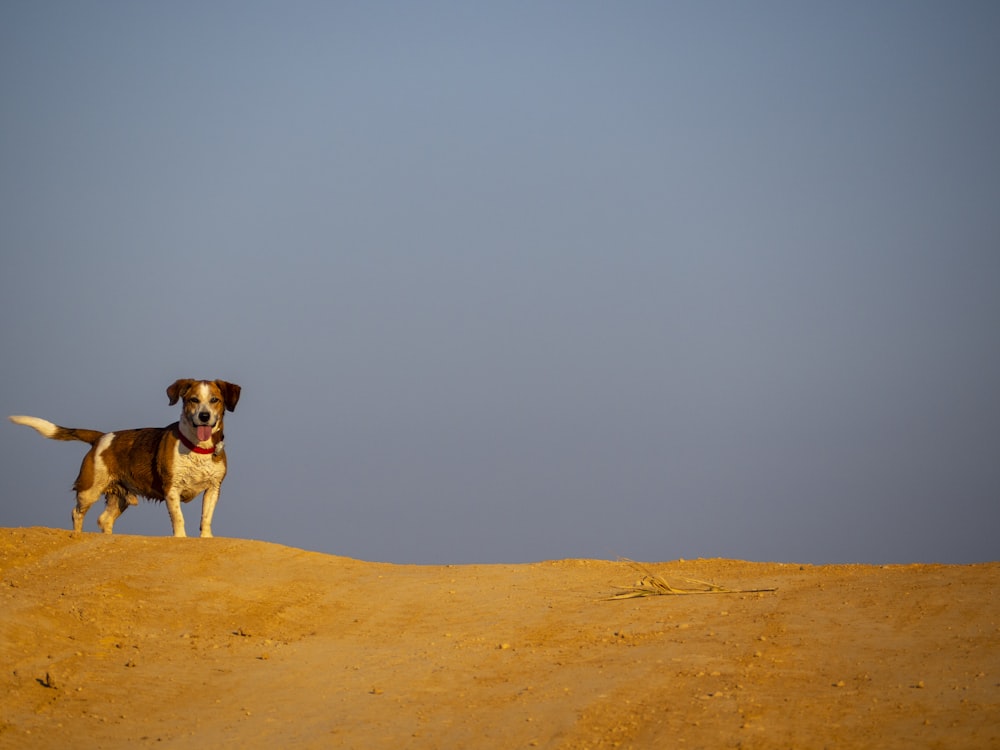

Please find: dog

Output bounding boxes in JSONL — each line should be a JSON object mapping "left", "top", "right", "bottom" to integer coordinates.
{"left": 9, "top": 379, "right": 241, "bottom": 537}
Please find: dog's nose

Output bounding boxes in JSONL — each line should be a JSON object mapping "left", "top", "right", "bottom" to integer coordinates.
{"left": 198, "top": 412, "right": 211, "bottom": 423}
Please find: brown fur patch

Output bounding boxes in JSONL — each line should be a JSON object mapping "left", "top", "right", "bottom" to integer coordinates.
{"left": 94, "top": 428, "right": 172, "bottom": 501}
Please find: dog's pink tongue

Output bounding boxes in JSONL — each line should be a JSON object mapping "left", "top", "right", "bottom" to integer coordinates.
{"left": 196, "top": 426, "right": 213, "bottom": 442}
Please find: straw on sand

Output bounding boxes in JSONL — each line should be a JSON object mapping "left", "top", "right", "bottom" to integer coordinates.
{"left": 608, "top": 558, "right": 777, "bottom": 599}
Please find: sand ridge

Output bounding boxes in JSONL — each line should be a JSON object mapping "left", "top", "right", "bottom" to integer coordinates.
{"left": 1, "top": 527, "right": 998, "bottom": 748}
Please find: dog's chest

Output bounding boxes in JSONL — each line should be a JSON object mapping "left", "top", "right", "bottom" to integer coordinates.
{"left": 171, "top": 451, "right": 226, "bottom": 496}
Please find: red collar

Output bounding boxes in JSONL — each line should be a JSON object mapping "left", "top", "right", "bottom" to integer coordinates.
{"left": 176, "top": 427, "right": 220, "bottom": 455}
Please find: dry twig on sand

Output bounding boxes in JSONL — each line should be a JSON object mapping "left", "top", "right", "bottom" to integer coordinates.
{"left": 607, "top": 559, "right": 777, "bottom": 600}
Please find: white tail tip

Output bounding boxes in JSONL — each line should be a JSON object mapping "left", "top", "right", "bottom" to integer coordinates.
{"left": 9, "top": 415, "right": 58, "bottom": 437}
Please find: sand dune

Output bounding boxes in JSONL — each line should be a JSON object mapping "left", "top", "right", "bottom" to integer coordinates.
{"left": 1, "top": 527, "right": 997, "bottom": 748}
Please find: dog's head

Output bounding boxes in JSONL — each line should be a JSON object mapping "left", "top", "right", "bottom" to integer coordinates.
{"left": 166, "top": 379, "right": 241, "bottom": 441}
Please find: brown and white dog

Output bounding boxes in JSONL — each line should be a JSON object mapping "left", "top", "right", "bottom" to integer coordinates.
{"left": 9, "top": 379, "right": 241, "bottom": 538}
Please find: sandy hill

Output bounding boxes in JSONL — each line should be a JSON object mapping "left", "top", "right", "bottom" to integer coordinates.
{"left": 1, "top": 527, "right": 997, "bottom": 748}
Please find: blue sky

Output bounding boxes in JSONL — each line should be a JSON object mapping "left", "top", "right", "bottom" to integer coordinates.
{"left": 1, "top": 2, "right": 998, "bottom": 564}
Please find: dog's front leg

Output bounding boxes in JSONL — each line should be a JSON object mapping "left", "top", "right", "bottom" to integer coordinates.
{"left": 165, "top": 492, "right": 187, "bottom": 537}
{"left": 200, "top": 484, "right": 221, "bottom": 538}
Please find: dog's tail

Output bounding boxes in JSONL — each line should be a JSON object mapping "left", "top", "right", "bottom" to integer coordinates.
{"left": 9, "top": 415, "right": 105, "bottom": 445}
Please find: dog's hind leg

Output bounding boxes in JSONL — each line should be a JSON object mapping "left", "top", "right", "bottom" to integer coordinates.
{"left": 72, "top": 435, "right": 114, "bottom": 533}
{"left": 72, "top": 486, "right": 102, "bottom": 532}
{"left": 97, "top": 492, "right": 130, "bottom": 534}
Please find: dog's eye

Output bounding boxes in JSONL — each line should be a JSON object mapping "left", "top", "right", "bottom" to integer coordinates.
{"left": 210, "top": 397, "right": 220, "bottom": 404}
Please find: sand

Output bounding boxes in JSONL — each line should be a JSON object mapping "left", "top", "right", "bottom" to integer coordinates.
{"left": 1, "top": 527, "right": 998, "bottom": 748}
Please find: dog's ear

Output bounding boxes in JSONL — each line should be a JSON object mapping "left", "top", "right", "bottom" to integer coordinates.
{"left": 166, "top": 379, "right": 195, "bottom": 406}
{"left": 216, "top": 381, "right": 242, "bottom": 412}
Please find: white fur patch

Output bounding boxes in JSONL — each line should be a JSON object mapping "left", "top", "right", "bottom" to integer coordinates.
{"left": 95, "top": 432, "right": 115, "bottom": 455}
{"left": 92, "top": 432, "right": 116, "bottom": 486}
{"left": 170, "top": 450, "right": 226, "bottom": 500}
